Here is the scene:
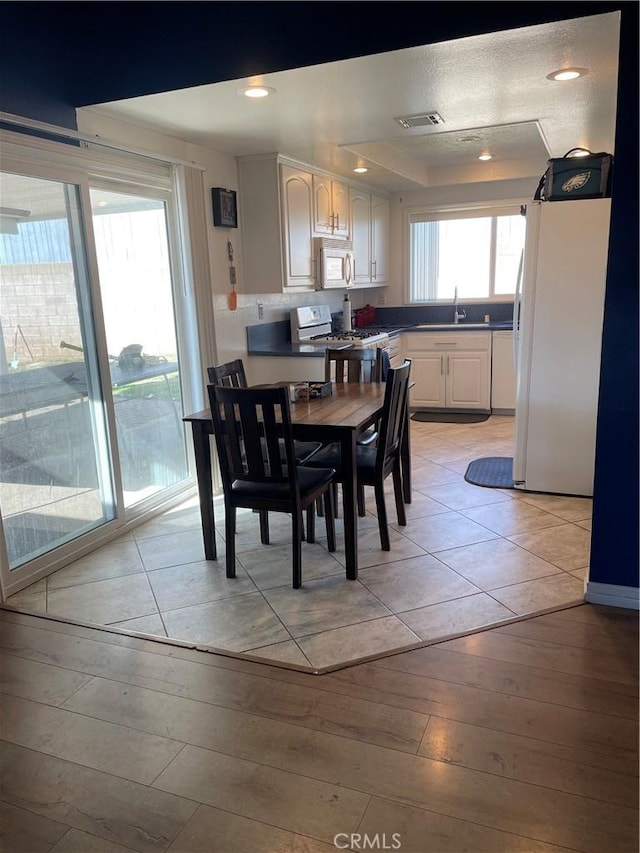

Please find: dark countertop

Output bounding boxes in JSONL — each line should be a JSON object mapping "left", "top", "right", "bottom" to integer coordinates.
{"left": 247, "top": 321, "right": 513, "bottom": 357}
{"left": 364, "top": 320, "right": 513, "bottom": 335}
{"left": 247, "top": 342, "right": 333, "bottom": 358}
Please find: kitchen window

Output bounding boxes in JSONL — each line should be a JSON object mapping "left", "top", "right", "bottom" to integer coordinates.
{"left": 407, "top": 204, "right": 525, "bottom": 302}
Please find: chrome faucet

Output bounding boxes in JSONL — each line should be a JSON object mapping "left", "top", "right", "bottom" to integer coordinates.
{"left": 453, "top": 287, "right": 467, "bottom": 324}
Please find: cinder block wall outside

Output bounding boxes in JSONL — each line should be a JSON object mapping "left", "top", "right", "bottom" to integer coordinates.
{"left": 1, "top": 263, "right": 80, "bottom": 366}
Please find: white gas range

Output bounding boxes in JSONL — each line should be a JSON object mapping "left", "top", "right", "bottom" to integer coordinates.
{"left": 290, "top": 305, "right": 390, "bottom": 348}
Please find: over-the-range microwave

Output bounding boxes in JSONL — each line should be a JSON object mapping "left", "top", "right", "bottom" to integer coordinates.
{"left": 315, "top": 237, "right": 354, "bottom": 289}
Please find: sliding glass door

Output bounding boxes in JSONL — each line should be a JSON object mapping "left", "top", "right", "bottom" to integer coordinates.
{"left": 89, "top": 187, "right": 189, "bottom": 507}
{"left": 0, "top": 172, "right": 116, "bottom": 572}
{"left": 0, "top": 161, "right": 194, "bottom": 596}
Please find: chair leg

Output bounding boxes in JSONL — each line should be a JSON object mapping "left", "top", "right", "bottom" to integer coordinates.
{"left": 316, "top": 496, "right": 324, "bottom": 517}
{"left": 292, "top": 510, "right": 303, "bottom": 589}
{"left": 324, "top": 489, "right": 336, "bottom": 552}
{"left": 357, "top": 483, "right": 366, "bottom": 517}
{"left": 224, "top": 504, "right": 237, "bottom": 577}
{"left": 259, "top": 510, "right": 270, "bottom": 544}
{"left": 374, "top": 482, "right": 391, "bottom": 551}
{"left": 306, "top": 505, "right": 316, "bottom": 544}
{"left": 332, "top": 481, "right": 340, "bottom": 518}
{"left": 392, "top": 464, "right": 407, "bottom": 526}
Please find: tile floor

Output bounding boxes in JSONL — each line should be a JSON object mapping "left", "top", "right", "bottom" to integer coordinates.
{"left": 6, "top": 415, "right": 592, "bottom": 672}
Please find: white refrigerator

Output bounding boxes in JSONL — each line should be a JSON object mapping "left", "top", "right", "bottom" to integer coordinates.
{"left": 513, "top": 198, "right": 612, "bottom": 496}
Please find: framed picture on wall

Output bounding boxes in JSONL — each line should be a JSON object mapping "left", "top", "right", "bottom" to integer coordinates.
{"left": 212, "top": 187, "right": 238, "bottom": 228}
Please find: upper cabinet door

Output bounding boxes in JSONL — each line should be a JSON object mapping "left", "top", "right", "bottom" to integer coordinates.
{"left": 331, "top": 180, "right": 350, "bottom": 238}
{"left": 282, "top": 165, "right": 315, "bottom": 288}
{"left": 371, "top": 194, "right": 390, "bottom": 283}
{"left": 313, "top": 176, "right": 350, "bottom": 237}
{"left": 312, "top": 175, "right": 333, "bottom": 235}
{"left": 350, "top": 190, "right": 372, "bottom": 284}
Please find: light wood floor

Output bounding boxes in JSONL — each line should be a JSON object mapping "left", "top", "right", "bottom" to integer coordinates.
{"left": 0, "top": 603, "right": 637, "bottom": 853}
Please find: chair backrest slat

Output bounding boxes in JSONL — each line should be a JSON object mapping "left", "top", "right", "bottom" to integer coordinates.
{"left": 324, "top": 347, "right": 382, "bottom": 384}
{"left": 222, "top": 399, "right": 246, "bottom": 475}
{"left": 208, "top": 359, "right": 248, "bottom": 388}
{"left": 376, "top": 359, "right": 411, "bottom": 469}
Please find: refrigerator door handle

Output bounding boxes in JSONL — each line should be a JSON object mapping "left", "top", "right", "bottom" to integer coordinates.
{"left": 513, "top": 248, "right": 524, "bottom": 371}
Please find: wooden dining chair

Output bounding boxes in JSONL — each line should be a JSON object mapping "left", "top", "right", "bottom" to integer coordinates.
{"left": 320, "top": 347, "right": 384, "bottom": 516}
{"left": 208, "top": 358, "right": 322, "bottom": 464}
{"left": 207, "top": 359, "right": 247, "bottom": 388}
{"left": 325, "top": 347, "right": 383, "bottom": 386}
{"left": 325, "top": 348, "right": 383, "bottom": 455}
{"left": 208, "top": 384, "right": 336, "bottom": 588}
{"left": 303, "top": 359, "right": 412, "bottom": 551}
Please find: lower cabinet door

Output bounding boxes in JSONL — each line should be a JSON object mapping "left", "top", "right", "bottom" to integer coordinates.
{"left": 446, "top": 351, "right": 490, "bottom": 408}
{"left": 409, "top": 354, "right": 446, "bottom": 407}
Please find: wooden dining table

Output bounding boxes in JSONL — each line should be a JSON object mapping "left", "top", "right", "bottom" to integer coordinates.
{"left": 183, "top": 381, "right": 412, "bottom": 581}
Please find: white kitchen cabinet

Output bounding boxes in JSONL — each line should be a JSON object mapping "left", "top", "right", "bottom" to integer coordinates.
{"left": 404, "top": 331, "right": 491, "bottom": 410}
{"left": 238, "top": 155, "right": 315, "bottom": 293}
{"left": 313, "top": 176, "right": 349, "bottom": 238}
{"left": 350, "top": 189, "right": 372, "bottom": 285}
{"left": 491, "top": 330, "right": 516, "bottom": 410}
{"left": 371, "top": 194, "right": 390, "bottom": 283}
{"left": 281, "top": 165, "right": 316, "bottom": 288}
{"left": 239, "top": 153, "right": 390, "bottom": 292}
{"left": 350, "top": 189, "right": 390, "bottom": 285}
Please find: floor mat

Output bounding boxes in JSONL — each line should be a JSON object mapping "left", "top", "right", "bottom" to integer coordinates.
{"left": 412, "top": 412, "right": 490, "bottom": 424}
{"left": 465, "top": 456, "right": 515, "bottom": 488}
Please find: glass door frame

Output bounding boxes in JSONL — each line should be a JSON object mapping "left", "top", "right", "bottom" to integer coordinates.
{"left": 0, "top": 144, "right": 200, "bottom": 599}
{"left": 87, "top": 177, "right": 194, "bottom": 515}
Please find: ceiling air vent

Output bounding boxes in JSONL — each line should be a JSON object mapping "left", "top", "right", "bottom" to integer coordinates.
{"left": 395, "top": 112, "right": 445, "bottom": 129}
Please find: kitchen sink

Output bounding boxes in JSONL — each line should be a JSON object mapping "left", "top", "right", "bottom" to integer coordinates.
{"left": 411, "top": 323, "right": 491, "bottom": 330}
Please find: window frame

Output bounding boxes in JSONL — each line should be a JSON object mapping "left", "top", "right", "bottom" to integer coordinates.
{"left": 403, "top": 199, "right": 526, "bottom": 305}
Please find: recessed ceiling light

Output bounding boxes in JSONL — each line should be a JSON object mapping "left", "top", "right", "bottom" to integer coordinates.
{"left": 478, "top": 152, "right": 492, "bottom": 161}
{"left": 547, "top": 67, "right": 588, "bottom": 81}
{"left": 240, "top": 86, "right": 275, "bottom": 98}
{"left": 353, "top": 166, "right": 369, "bottom": 174}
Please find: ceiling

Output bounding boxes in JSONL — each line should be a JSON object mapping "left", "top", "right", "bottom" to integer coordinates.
{"left": 76, "top": 11, "right": 621, "bottom": 194}
{"left": 77, "top": 13, "right": 621, "bottom": 193}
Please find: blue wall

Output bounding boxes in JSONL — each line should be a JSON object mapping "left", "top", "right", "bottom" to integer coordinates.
{"left": 589, "top": 9, "right": 639, "bottom": 589}
{"left": 1, "top": 1, "right": 637, "bottom": 591}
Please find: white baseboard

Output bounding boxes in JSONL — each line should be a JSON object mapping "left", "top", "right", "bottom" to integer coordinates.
{"left": 584, "top": 581, "right": 640, "bottom": 610}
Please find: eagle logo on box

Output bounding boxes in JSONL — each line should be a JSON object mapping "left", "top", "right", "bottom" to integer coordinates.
{"left": 561, "top": 172, "right": 591, "bottom": 193}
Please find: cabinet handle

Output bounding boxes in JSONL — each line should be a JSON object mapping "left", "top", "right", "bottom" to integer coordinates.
{"left": 440, "top": 356, "right": 444, "bottom": 375}
{"left": 446, "top": 356, "right": 450, "bottom": 375}
{"left": 372, "top": 259, "right": 377, "bottom": 279}
{"left": 335, "top": 213, "right": 339, "bottom": 231}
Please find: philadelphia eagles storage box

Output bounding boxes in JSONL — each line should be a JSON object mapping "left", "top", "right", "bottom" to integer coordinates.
{"left": 534, "top": 149, "right": 613, "bottom": 201}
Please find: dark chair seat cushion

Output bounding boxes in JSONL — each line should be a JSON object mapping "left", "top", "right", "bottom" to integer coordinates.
{"left": 259, "top": 438, "right": 322, "bottom": 464}
{"left": 357, "top": 426, "right": 378, "bottom": 446}
{"left": 292, "top": 439, "right": 323, "bottom": 462}
{"left": 232, "top": 465, "right": 335, "bottom": 502}
{"left": 305, "top": 443, "right": 378, "bottom": 479}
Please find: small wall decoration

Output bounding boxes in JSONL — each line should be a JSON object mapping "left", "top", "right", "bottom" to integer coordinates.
{"left": 212, "top": 187, "right": 238, "bottom": 228}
